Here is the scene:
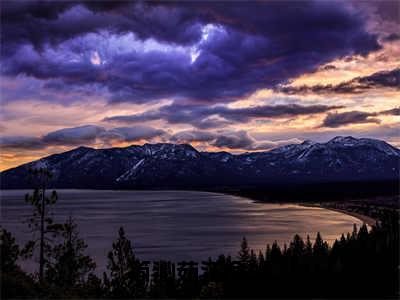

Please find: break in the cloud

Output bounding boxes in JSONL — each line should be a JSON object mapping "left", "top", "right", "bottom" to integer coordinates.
{"left": 321, "top": 107, "right": 400, "bottom": 128}
{"left": 103, "top": 103, "right": 342, "bottom": 129}
{"left": 280, "top": 68, "right": 400, "bottom": 95}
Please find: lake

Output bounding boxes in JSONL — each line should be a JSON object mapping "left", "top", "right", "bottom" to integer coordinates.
{"left": 1, "top": 189, "right": 362, "bottom": 273}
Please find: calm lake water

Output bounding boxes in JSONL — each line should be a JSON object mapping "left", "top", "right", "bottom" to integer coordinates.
{"left": 1, "top": 189, "right": 362, "bottom": 273}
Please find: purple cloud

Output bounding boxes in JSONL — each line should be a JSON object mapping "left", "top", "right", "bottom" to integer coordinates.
{"left": 280, "top": 68, "right": 400, "bottom": 95}
{"left": 1, "top": 1, "right": 380, "bottom": 104}
{"left": 0, "top": 125, "right": 166, "bottom": 150}
{"left": 42, "top": 125, "right": 106, "bottom": 146}
{"left": 321, "top": 106, "right": 400, "bottom": 128}
{"left": 103, "top": 103, "right": 342, "bottom": 129}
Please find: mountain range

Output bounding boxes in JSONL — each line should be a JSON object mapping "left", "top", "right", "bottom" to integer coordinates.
{"left": 1, "top": 136, "right": 399, "bottom": 189}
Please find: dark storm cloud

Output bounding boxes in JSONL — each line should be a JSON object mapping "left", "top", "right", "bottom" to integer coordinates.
{"left": 0, "top": 136, "right": 45, "bottom": 150}
{"left": 102, "top": 126, "right": 166, "bottom": 143}
{"left": 382, "top": 33, "right": 400, "bottom": 42}
{"left": 42, "top": 125, "right": 106, "bottom": 146}
{"left": 381, "top": 107, "right": 400, "bottom": 116}
{"left": 321, "top": 107, "right": 399, "bottom": 128}
{"left": 1, "top": 1, "right": 202, "bottom": 55}
{"left": 210, "top": 130, "right": 289, "bottom": 151}
{"left": 280, "top": 68, "right": 400, "bottom": 95}
{"left": 1, "top": 1, "right": 381, "bottom": 103}
{"left": 103, "top": 103, "right": 342, "bottom": 129}
{"left": 169, "top": 129, "right": 295, "bottom": 151}
{"left": 0, "top": 125, "right": 166, "bottom": 151}
{"left": 321, "top": 65, "right": 338, "bottom": 71}
{"left": 170, "top": 130, "right": 216, "bottom": 143}
{"left": 213, "top": 131, "right": 254, "bottom": 149}
{"left": 322, "top": 111, "right": 380, "bottom": 128}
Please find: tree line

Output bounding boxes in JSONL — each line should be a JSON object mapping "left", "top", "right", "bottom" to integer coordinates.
{"left": 1, "top": 169, "right": 399, "bottom": 298}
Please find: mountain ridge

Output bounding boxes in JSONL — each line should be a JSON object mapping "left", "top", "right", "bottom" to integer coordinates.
{"left": 1, "top": 136, "right": 399, "bottom": 189}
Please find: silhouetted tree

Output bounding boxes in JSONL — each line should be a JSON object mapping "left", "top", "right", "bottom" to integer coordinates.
{"left": 104, "top": 227, "right": 146, "bottom": 298}
{"left": 22, "top": 168, "right": 60, "bottom": 284}
{"left": 238, "top": 237, "right": 250, "bottom": 269}
{"left": 1, "top": 228, "right": 37, "bottom": 298}
{"left": 0, "top": 228, "right": 19, "bottom": 272}
{"left": 313, "top": 232, "right": 329, "bottom": 257}
{"left": 45, "top": 216, "right": 96, "bottom": 295}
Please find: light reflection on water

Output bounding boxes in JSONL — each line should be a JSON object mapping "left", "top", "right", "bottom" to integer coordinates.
{"left": 1, "top": 189, "right": 362, "bottom": 273}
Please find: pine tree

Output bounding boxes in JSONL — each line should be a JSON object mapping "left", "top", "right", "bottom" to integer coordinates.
{"left": 258, "top": 251, "right": 265, "bottom": 268}
{"left": 265, "top": 244, "right": 271, "bottom": 262}
{"left": 249, "top": 249, "right": 258, "bottom": 272}
{"left": 305, "top": 235, "right": 313, "bottom": 256}
{"left": 358, "top": 224, "right": 369, "bottom": 242}
{"left": 270, "top": 241, "right": 281, "bottom": 261}
{"left": 1, "top": 228, "right": 37, "bottom": 298}
{"left": 45, "top": 216, "right": 96, "bottom": 293}
{"left": 238, "top": 237, "right": 250, "bottom": 269}
{"left": 104, "top": 227, "right": 145, "bottom": 298}
{"left": 0, "top": 228, "right": 20, "bottom": 272}
{"left": 313, "top": 232, "right": 328, "bottom": 257}
{"left": 289, "top": 234, "right": 305, "bottom": 257}
{"left": 22, "top": 168, "right": 61, "bottom": 284}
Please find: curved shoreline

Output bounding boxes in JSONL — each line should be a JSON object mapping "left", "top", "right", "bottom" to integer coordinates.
{"left": 299, "top": 203, "right": 377, "bottom": 227}
{"left": 322, "top": 207, "right": 377, "bottom": 227}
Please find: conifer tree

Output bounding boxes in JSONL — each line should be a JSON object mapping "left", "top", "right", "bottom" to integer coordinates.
{"left": 104, "top": 227, "right": 145, "bottom": 298}
{"left": 238, "top": 237, "right": 250, "bottom": 269}
{"left": 270, "top": 241, "right": 281, "bottom": 261}
{"left": 22, "top": 168, "right": 61, "bottom": 284}
{"left": 313, "top": 232, "right": 328, "bottom": 257}
{"left": 258, "top": 251, "right": 265, "bottom": 268}
{"left": 305, "top": 235, "right": 313, "bottom": 256}
{"left": 289, "top": 234, "right": 305, "bottom": 257}
{"left": 0, "top": 228, "right": 19, "bottom": 272}
{"left": 45, "top": 216, "right": 96, "bottom": 292}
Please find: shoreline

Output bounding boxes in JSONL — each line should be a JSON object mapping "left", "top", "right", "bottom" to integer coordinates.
{"left": 323, "top": 207, "right": 377, "bottom": 227}
{"left": 300, "top": 203, "right": 377, "bottom": 227}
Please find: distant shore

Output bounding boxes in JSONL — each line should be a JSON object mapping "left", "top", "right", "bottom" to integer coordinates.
{"left": 323, "top": 207, "right": 377, "bottom": 226}
{"left": 300, "top": 203, "right": 377, "bottom": 227}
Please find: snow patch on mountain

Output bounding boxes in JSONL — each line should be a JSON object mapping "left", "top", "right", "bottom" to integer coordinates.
{"left": 116, "top": 158, "right": 145, "bottom": 182}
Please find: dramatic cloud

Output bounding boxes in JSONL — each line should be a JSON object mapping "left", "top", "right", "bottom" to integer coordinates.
{"left": 171, "top": 130, "right": 216, "bottom": 143}
{"left": 102, "top": 126, "right": 166, "bottom": 144}
{"left": 322, "top": 111, "right": 381, "bottom": 128}
{"left": 381, "top": 107, "right": 400, "bottom": 116}
{"left": 1, "top": 1, "right": 380, "bottom": 103}
{"left": 42, "top": 125, "right": 106, "bottom": 146}
{"left": 280, "top": 68, "right": 400, "bottom": 95}
{"left": 213, "top": 131, "right": 254, "bottom": 150}
{"left": 1, "top": 1, "right": 399, "bottom": 170}
{"left": 211, "top": 131, "right": 301, "bottom": 151}
{"left": 0, "top": 136, "right": 45, "bottom": 150}
{"left": 1, "top": 125, "right": 165, "bottom": 150}
{"left": 383, "top": 33, "right": 400, "bottom": 42}
{"left": 104, "top": 103, "right": 342, "bottom": 129}
{"left": 321, "top": 107, "right": 399, "bottom": 128}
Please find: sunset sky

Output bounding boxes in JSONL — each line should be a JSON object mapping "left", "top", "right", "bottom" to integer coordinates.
{"left": 1, "top": 1, "right": 399, "bottom": 171}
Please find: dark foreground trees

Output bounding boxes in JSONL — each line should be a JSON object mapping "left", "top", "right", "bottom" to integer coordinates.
{"left": 2, "top": 211, "right": 398, "bottom": 299}
{"left": 1, "top": 182, "right": 399, "bottom": 298}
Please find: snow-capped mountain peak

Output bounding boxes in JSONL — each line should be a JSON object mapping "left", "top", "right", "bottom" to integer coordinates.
{"left": 1, "top": 137, "right": 399, "bottom": 189}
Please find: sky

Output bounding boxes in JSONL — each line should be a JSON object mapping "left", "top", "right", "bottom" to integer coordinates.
{"left": 0, "top": 0, "right": 399, "bottom": 171}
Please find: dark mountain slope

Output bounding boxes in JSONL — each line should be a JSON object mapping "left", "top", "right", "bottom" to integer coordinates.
{"left": 1, "top": 137, "right": 399, "bottom": 189}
